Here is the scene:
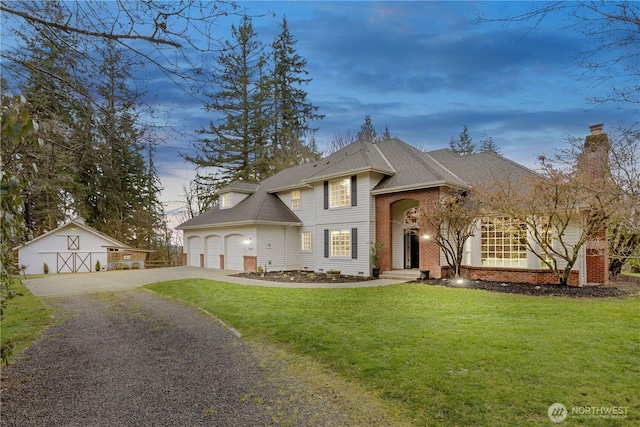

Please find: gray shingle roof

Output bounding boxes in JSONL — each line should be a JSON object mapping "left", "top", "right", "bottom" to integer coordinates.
{"left": 178, "top": 139, "right": 538, "bottom": 229}
{"left": 371, "top": 139, "right": 468, "bottom": 193}
{"left": 177, "top": 190, "right": 302, "bottom": 228}
{"left": 217, "top": 181, "right": 259, "bottom": 194}
{"left": 427, "top": 148, "right": 538, "bottom": 188}
{"left": 303, "top": 140, "right": 396, "bottom": 182}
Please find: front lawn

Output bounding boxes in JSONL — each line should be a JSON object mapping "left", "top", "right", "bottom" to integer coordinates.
{"left": 1, "top": 279, "right": 51, "bottom": 363}
{"left": 146, "top": 280, "right": 639, "bottom": 426}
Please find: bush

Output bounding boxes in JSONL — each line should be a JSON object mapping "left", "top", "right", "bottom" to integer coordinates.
{"left": 628, "top": 258, "right": 640, "bottom": 273}
{"left": 95, "top": 260, "right": 101, "bottom": 272}
{"left": 43, "top": 263, "right": 49, "bottom": 274}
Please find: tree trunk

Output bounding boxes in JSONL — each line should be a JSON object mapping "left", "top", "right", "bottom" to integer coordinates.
{"left": 609, "top": 258, "right": 625, "bottom": 278}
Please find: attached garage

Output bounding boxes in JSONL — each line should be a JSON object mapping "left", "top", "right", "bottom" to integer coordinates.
{"left": 205, "top": 235, "right": 222, "bottom": 269}
{"left": 187, "top": 236, "right": 202, "bottom": 267}
{"left": 225, "top": 235, "right": 245, "bottom": 271}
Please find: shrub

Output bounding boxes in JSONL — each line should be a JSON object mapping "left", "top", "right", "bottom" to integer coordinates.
{"left": 95, "top": 260, "right": 101, "bottom": 272}
{"left": 43, "top": 263, "right": 49, "bottom": 274}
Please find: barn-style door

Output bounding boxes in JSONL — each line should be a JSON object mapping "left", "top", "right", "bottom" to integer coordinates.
{"left": 57, "top": 253, "right": 92, "bottom": 273}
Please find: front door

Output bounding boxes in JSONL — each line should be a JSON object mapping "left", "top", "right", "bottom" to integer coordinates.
{"left": 404, "top": 229, "right": 419, "bottom": 269}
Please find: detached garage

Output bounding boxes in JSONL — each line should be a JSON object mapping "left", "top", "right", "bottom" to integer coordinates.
{"left": 15, "top": 217, "right": 151, "bottom": 275}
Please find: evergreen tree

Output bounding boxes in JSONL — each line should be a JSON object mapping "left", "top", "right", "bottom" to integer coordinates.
{"left": 449, "top": 125, "right": 476, "bottom": 156}
{"left": 184, "top": 16, "right": 269, "bottom": 190}
{"left": 270, "top": 17, "right": 323, "bottom": 170}
{"left": 83, "top": 41, "right": 164, "bottom": 247}
{"left": 358, "top": 115, "right": 378, "bottom": 142}
{"left": 479, "top": 134, "right": 501, "bottom": 154}
{"left": 382, "top": 125, "right": 392, "bottom": 140}
{"left": 5, "top": 2, "right": 85, "bottom": 235}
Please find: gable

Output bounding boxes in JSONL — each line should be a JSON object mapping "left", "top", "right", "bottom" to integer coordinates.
{"left": 15, "top": 218, "right": 128, "bottom": 251}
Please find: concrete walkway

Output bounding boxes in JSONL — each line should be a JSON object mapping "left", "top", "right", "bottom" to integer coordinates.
{"left": 23, "top": 267, "right": 406, "bottom": 297}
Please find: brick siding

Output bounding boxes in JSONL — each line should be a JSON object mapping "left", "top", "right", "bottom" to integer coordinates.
{"left": 454, "top": 265, "right": 580, "bottom": 286}
{"left": 375, "top": 188, "right": 442, "bottom": 278}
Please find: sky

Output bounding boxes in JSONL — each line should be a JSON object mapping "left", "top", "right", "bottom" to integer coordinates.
{"left": 150, "top": 1, "right": 636, "bottom": 230}
{"left": 6, "top": 1, "right": 636, "bottom": 231}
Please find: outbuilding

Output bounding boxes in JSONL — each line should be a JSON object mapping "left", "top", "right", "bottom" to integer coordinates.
{"left": 15, "top": 217, "right": 151, "bottom": 275}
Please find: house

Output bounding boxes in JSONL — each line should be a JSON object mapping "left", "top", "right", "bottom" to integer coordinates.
{"left": 178, "top": 128, "right": 608, "bottom": 286}
{"left": 15, "top": 217, "right": 152, "bottom": 275}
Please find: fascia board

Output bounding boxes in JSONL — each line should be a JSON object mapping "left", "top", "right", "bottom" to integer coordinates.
{"left": 178, "top": 220, "right": 303, "bottom": 230}
{"left": 370, "top": 181, "right": 452, "bottom": 195}
{"left": 301, "top": 167, "right": 394, "bottom": 185}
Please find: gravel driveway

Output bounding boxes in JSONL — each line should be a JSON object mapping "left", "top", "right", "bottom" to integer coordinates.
{"left": 0, "top": 290, "right": 375, "bottom": 426}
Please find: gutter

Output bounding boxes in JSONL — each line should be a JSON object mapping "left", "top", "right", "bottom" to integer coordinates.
{"left": 177, "top": 220, "right": 304, "bottom": 230}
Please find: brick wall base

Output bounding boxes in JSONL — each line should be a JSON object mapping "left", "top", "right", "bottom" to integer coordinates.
{"left": 244, "top": 256, "right": 257, "bottom": 273}
{"left": 443, "top": 265, "right": 580, "bottom": 286}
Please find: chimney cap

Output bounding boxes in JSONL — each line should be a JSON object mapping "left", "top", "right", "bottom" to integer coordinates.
{"left": 589, "top": 123, "right": 604, "bottom": 135}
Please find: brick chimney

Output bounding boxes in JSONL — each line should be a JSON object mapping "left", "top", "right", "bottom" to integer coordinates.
{"left": 581, "top": 123, "right": 610, "bottom": 183}
{"left": 582, "top": 123, "right": 610, "bottom": 284}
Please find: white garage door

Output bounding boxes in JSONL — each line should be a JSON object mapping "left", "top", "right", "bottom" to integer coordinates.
{"left": 206, "top": 236, "right": 222, "bottom": 269}
{"left": 188, "top": 236, "right": 202, "bottom": 267}
{"left": 225, "top": 235, "right": 245, "bottom": 271}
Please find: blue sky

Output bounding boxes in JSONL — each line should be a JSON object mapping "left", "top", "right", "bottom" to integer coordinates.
{"left": 154, "top": 1, "right": 636, "bottom": 225}
{"left": 5, "top": 1, "right": 632, "bottom": 226}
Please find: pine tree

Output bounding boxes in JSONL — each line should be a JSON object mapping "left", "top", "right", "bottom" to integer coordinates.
{"left": 382, "top": 125, "right": 392, "bottom": 140}
{"left": 479, "top": 133, "right": 501, "bottom": 154}
{"left": 5, "top": 2, "right": 85, "bottom": 235}
{"left": 358, "top": 115, "right": 378, "bottom": 142}
{"left": 270, "top": 17, "right": 323, "bottom": 170}
{"left": 184, "top": 16, "right": 269, "bottom": 191}
{"left": 449, "top": 125, "right": 476, "bottom": 156}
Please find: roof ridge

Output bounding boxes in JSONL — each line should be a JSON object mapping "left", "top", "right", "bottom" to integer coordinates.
{"left": 422, "top": 150, "right": 467, "bottom": 187}
{"left": 397, "top": 141, "right": 448, "bottom": 181}
{"left": 372, "top": 142, "right": 396, "bottom": 173}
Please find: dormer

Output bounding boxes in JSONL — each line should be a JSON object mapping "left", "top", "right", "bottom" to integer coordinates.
{"left": 217, "top": 181, "right": 259, "bottom": 209}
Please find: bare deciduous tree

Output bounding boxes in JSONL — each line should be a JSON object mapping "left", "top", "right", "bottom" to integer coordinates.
{"left": 419, "top": 190, "right": 480, "bottom": 277}
{"left": 483, "top": 155, "right": 616, "bottom": 285}
{"left": 476, "top": 1, "right": 640, "bottom": 105}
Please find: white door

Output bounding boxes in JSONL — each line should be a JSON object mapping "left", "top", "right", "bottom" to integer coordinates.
{"left": 226, "top": 235, "right": 245, "bottom": 271}
{"left": 188, "top": 236, "right": 202, "bottom": 267}
{"left": 206, "top": 236, "right": 222, "bottom": 269}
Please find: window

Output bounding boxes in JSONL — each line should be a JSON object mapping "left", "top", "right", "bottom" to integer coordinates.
{"left": 538, "top": 224, "right": 554, "bottom": 267}
{"left": 68, "top": 235, "right": 80, "bottom": 250}
{"left": 405, "top": 208, "right": 418, "bottom": 225}
{"left": 481, "top": 217, "right": 527, "bottom": 267}
{"left": 292, "top": 190, "right": 301, "bottom": 209}
{"left": 331, "top": 230, "right": 351, "bottom": 257}
{"left": 301, "top": 231, "right": 311, "bottom": 251}
{"left": 220, "top": 193, "right": 231, "bottom": 208}
{"left": 329, "top": 178, "right": 350, "bottom": 208}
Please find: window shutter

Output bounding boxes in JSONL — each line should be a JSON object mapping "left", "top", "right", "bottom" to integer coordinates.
{"left": 324, "top": 181, "right": 329, "bottom": 209}
{"left": 351, "top": 175, "right": 357, "bottom": 206}
{"left": 324, "top": 229, "right": 329, "bottom": 258}
{"left": 351, "top": 228, "right": 357, "bottom": 259}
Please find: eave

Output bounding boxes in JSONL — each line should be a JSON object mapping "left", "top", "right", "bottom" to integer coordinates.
{"left": 177, "top": 220, "right": 304, "bottom": 230}
{"left": 370, "top": 180, "right": 469, "bottom": 196}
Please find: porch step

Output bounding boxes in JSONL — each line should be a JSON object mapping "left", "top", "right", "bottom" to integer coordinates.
{"left": 379, "top": 269, "right": 420, "bottom": 281}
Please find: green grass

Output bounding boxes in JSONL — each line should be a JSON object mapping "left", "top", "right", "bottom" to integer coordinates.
{"left": 1, "top": 279, "right": 52, "bottom": 363}
{"left": 147, "top": 280, "right": 640, "bottom": 426}
{"left": 623, "top": 271, "right": 640, "bottom": 278}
